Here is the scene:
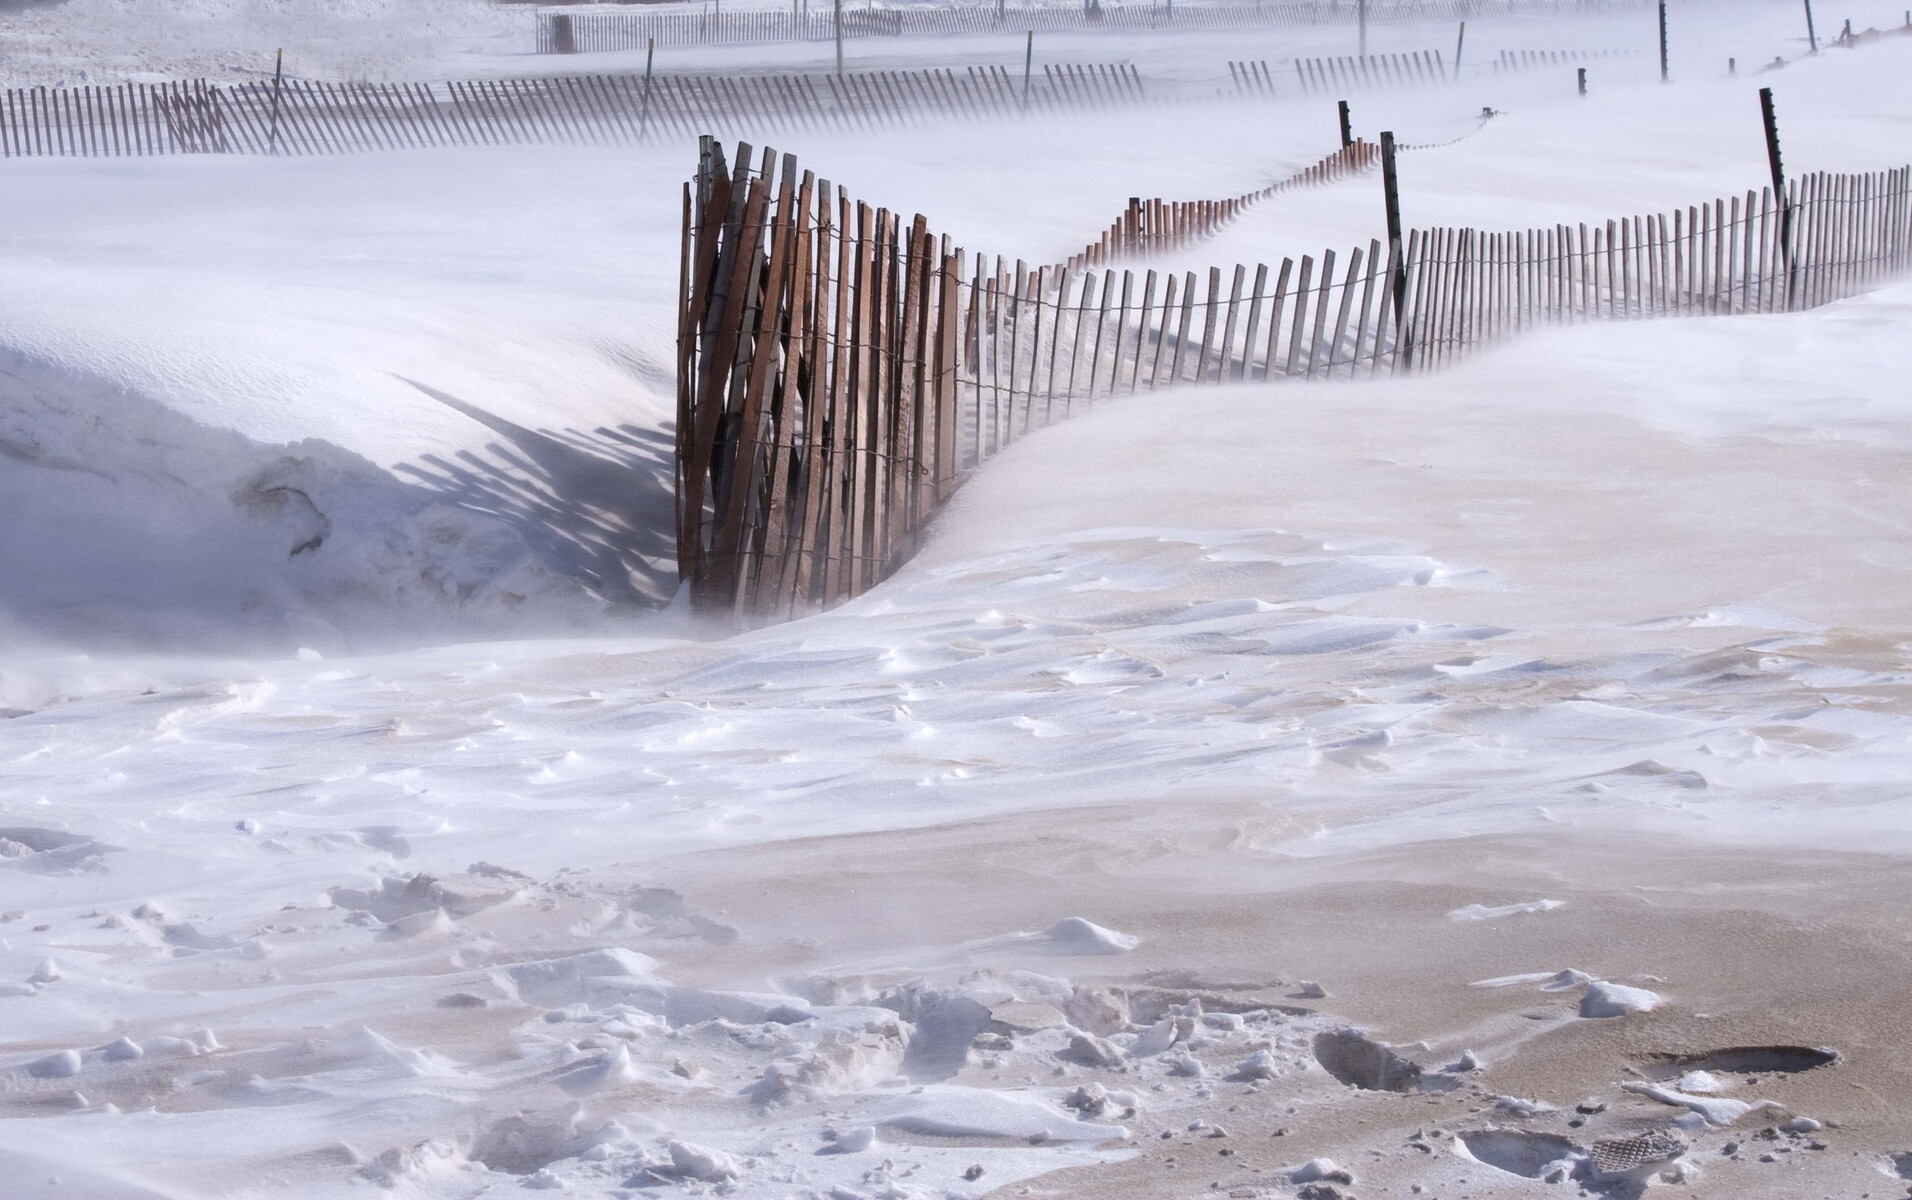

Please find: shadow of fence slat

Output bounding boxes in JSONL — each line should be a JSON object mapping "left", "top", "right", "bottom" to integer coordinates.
{"left": 678, "top": 136, "right": 1912, "bottom": 625}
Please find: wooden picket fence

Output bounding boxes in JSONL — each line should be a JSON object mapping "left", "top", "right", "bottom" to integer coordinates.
{"left": 1228, "top": 51, "right": 1448, "bottom": 96}
{"left": 677, "top": 136, "right": 1912, "bottom": 622}
{"left": 1492, "top": 47, "right": 1633, "bottom": 72}
{"left": 1067, "top": 138, "right": 1380, "bottom": 268}
{"left": 0, "top": 64, "right": 1166, "bottom": 158}
{"left": 540, "top": 0, "right": 1644, "bottom": 53}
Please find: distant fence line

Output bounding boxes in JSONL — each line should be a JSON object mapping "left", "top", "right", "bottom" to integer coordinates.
{"left": 677, "top": 135, "right": 1912, "bottom": 622}
{"left": 1491, "top": 47, "right": 1632, "bottom": 71}
{"left": 0, "top": 53, "right": 1461, "bottom": 158}
{"left": 1067, "top": 137, "right": 1380, "bottom": 268}
{"left": 1232, "top": 49, "right": 1445, "bottom": 94}
{"left": 538, "top": 0, "right": 1640, "bottom": 53}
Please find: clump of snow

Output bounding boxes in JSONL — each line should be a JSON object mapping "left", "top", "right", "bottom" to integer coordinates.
{"left": 1620, "top": 1082, "right": 1777, "bottom": 1128}
{"left": 1284, "top": 1157, "right": 1354, "bottom": 1184}
{"left": 26, "top": 1049, "right": 83, "bottom": 1079}
{"left": 829, "top": 1125, "right": 878, "bottom": 1152}
{"left": 1579, "top": 981, "right": 1664, "bottom": 1018}
{"left": 666, "top": 1140, "right": 738, "bottom": 1182}
{"left": 1039, "top": 917, "right": 1140, "bottom": 954}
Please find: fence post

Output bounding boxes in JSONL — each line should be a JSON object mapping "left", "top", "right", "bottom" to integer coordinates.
{"left": 1454, "top": 21, "right": 1466, "bottom": 77}
{"left": 1337, "top": 98, "right": 1352, "bottom": 148}
{"left": 1658, "top": 0, "right": 1669, "bottom": 81}
{"left": 1578, "top": 66, "right": 1587, "bottom": 95}
{"left": 1358, "top": 0, "right": 1368, "bottom": 57}
{"left": 267, "top": 48, "right": 284, "bottom": 155}
{"left": 1760, "top": 86, "right": 1796, "bottom": 309}
{"left": 1381, "top": 130, "right": 1408, "bottom": 368}
{"left": 835, "top": 0, "right": 844, "bottom": 74}
{"left": 1802, "top": 0, "right": 1818, "bottom": 51}
{"left": 1022, "top": 30, "right": 1033, "bottom": 110}
{"left": 639, "top": 37, "right": 656, "bottom": 139}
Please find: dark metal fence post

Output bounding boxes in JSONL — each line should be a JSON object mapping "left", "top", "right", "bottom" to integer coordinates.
{"left": 1381, "top": 130, "right": 1409, "bottom": 369}
{"left": 639, "top": 37, "right": 656, "bottom": 140}
{"left": 267, "top": 48, "right": 284, "bottom": 155}
{"left": 1658, "top": 0, "right": 1669, "bottom": 81}
{"left": 1022, "top": 30, "right": 1033, "bottom": 110}
{"left": 1578, "top": 66, "right": 1587, "bottom": 95}
{"left": 1802, "top": 0, "right": 1819, "bottom": 51}
{"left": 1760, "top": 87, "right": 1796, "bottom": 309}
{"left": 1454, "top": 21, "right": 1466, "bottom": 77}
{"left": 1337, "top": 99, "right": 1352, "bottom": 148}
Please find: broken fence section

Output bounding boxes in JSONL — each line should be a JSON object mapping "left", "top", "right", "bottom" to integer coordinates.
{"left": 678, "top": 137, "right": 1912, "bottom": 624}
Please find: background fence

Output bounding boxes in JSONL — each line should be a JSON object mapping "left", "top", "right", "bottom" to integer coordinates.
{"left": 0, "top": 56, "right": 1436, "bottom": 158}
{"left": 539, "top": 0, "right": 1642, "bottom": 53}
{"left": 1230, "top": 50, "right": 1446, "bottom": 95}
{"left": 678, "top": 136, "right": 1912, "bottom": 623}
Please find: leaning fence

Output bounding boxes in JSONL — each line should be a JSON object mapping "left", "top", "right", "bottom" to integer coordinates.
{"left": 677, "top": 136, "right": 1912, "bottom": 623}
{"left": 538, "top": 0, "right": 1643, "bottom": 53}
{"left": 1067, "top": 138, "right": 1380, "bottom": 268}
{"left": 1, "top": 57, "right": 1434, "bottom": 158}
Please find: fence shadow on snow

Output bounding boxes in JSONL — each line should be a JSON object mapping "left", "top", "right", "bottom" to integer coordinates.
{"left": 394, "top": 381, "right": 681, "bottom": 608}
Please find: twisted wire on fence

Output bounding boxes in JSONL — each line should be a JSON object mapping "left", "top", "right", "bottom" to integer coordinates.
{"left": 677, "top": 136, "right": 1912, "bottom": 624}
{"left": 538, "top": 0, "right": 1646, "bottom": 53}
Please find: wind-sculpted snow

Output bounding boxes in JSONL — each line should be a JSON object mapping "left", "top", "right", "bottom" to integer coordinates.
{"left": 4, "top": 5, "right": 1912, "bottom": 1196}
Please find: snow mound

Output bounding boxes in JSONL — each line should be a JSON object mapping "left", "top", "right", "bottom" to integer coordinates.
{"left": 1039, "top": 917, "right": 1141, "bottom": 955}
{"left": 0, "top": 311, "right": 661, "bottom": 653}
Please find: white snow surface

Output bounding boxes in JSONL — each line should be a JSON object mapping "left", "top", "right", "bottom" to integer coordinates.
{"left": 3, "top": 2, "right": 1912, "bottom": 1197}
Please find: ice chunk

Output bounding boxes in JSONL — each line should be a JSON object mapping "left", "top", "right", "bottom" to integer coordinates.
{"left": 667, "top": 1140, "right": 738, "bottom": 1182}
{"left": 1580, "top": 981, "right": 1663, "bottom": 1018}
{"left": 832, "top": 1125, "right": 877, "bottom": 1152}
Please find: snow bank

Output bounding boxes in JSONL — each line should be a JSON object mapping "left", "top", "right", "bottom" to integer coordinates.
{"left": 0, "top": 343, "right": 606, "bottom": 651}
{"left": 0, "top": 150, "right": 679, "bottom": 653}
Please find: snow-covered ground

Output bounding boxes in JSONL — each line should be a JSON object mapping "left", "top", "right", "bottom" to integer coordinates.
{"left": 5, "top": 1, "right": 1912, "bottom": 1197}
